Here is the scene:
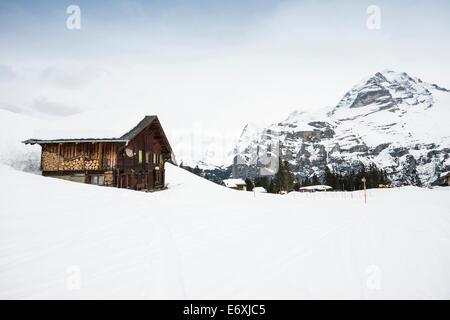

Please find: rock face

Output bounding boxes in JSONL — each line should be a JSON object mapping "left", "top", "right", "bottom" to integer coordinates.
{"left": 229, "top": 70, "right": 450, "bottom": 186}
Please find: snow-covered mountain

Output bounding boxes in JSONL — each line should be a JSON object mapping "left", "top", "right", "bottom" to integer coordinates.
{"left": 1, "top": 70, "right": 448, "bottom": 186}
{"left": 230, "top": 70, "right": 450, "bottom": 186}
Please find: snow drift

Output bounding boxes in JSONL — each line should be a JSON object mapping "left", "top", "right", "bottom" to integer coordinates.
{"left": 1, "top": 163, "right": 449, "bottom": 299}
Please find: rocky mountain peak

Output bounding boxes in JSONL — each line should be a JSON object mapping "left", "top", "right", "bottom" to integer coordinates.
{"left": 227, "top": 70, "right": 450, "bottom": 186}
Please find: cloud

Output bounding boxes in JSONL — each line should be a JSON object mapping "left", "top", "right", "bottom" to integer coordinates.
{"left": 0, "top": 103, "right": 25, "bottom": 114}
{"left": 31, "top": 97, "right": 80, "bottom": 116}
{"left": 0, "top": 64, "right": 15, "bottom": 81}
{"left": 40, "top": 64, "right": 102, "bottom": 88}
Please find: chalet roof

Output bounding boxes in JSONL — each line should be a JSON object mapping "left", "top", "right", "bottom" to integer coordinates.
{"left": 22, "top": 115, "right": 172, "bottom": 154}
{"left": 22, "top": 138, "right": 129, "bottom": 144}
{"left": 299, "top": 185, "right": 333, "bottom": 191}
{"left": 120, "top": 115, "right": 156, "bottom": 140}
{"left": 222, "top": 178, "right": 246, "bottom": 188}
{"left": 253, "top": 187, "right": 267, "bottom": 193}
{"left": 440, "top": 171, "right": 450, "bottom": 179}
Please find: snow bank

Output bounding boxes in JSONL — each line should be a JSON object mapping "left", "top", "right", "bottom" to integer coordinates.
{"left": 0, "top": 110, "right": 41, "bottom": 172}
{"left": 1, "top": 163, "right": 450, "bottom": 299}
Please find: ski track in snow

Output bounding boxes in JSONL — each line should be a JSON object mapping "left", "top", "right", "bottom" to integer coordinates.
{"left": 0, "top": 163, "right": 450, "bottom": 299}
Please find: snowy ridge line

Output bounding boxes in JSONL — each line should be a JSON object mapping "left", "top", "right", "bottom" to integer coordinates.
{"left": 230, "top": 70, "right": 450, "bottom": 186}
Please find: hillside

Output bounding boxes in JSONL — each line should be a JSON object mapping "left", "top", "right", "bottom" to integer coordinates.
{"left": 1, "top": 163, "right": 450, "bottom": 299}
{"left": 231, "top": 70, "right": 450, "bottom": 186}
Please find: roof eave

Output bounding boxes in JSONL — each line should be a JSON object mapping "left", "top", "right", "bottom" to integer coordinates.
{"left": 22, "top": 139, "right": 129, "bottom": 145}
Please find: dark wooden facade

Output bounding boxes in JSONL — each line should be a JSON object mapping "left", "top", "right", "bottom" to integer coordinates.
{"left": 115, "top": 117, "right": 171, "bottom": 190}
{"left": 23, "top": 116, "right": 173, "bottom": 191}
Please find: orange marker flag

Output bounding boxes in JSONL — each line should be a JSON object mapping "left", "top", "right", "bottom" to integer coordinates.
{"left": 362, "top": 177, "right": 367, "bottom": 204}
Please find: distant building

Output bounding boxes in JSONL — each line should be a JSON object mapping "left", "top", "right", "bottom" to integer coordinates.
{"left": 252, "top": 187, "right": 267, "bottom": 193}
{"left": 440, "top": 172, "right": 450, "bottom": 186}
{"left": 299, "top": 185, "right": 333, "bottom": 192}
{"left": 222, "top": 178, "right": 247, "bottom": 191}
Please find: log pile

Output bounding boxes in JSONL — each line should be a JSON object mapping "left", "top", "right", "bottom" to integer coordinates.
{"left": 42, "top": 151, "right": 60, "bottom": 171}
{"left": 104, "top": 171, "right": 113, "bottom": 185}
{"left": 61, "top": 156, "right": 99, "bottom": 171}
{"left": 85, "top": 159, "right": 100, "bottom": 170}
{"left": 42, "top": 151, "right": 101, "bottom": 171}
{"left": 61, "top": 157, "right": 84, "bottom": 171}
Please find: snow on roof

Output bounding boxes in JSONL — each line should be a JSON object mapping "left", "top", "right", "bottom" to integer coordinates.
{"left": 299, "top": 185, "right": 333, "bottom": 191}
{"left": 222, "top": 178, "right": 246, "bottom": 188}
{"left": 440, "top": 171, "right": 450, "bottom": 179}
{"left": 252, "top": 187, "right": 267, "bottom": 193}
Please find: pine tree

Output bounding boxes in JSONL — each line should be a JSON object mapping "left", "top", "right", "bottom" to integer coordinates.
{"left": 272, "top": 158, "right": 283, "bottom": 193}
{"left": 348, "top": 169, "right": 356, "bottom": 190}
{"left": 334, "top": 168, "right": 343, "bottom": 190}
{"left": 293, "top": 178, "right": 301, "bottom": 191}
{"left": 268, "top": 178, "right": 281, "bottom": 194}
{"left": 302, "top": 177, "right": 311, "bottom": 187}
{"left": 324, "top": 166, "right": 334, "bottom": 187}
{"left": 311, "top": 174, "right": 320, "bottom": 185}
{"left": 271, "top": 176, "right": 281, "bottom": 193}
{"left": 254, "top": 176, "right": 269, "bottom": 190}
{"left": 282, "top": 160, "right": 294, "bottom": 191}
{"left": 193, "top": 165, "right": 201, "bottom": 176}
{"left": 245, "top": 178, "right": 254, "bottom": 191}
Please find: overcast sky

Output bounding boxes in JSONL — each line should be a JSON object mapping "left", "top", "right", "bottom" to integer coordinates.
{"left": 1, "top": 0, "right": 449, "bottom": 160}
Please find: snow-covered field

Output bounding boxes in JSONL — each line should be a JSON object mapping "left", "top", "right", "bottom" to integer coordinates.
{"left": 1, "top": 163, "right": 449, "bottom": 299}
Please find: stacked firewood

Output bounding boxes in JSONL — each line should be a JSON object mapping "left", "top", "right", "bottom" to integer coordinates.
{"left": 84, "top": 159, "right": 99, "bottom": 170}
{"left": 41, "top": 151, "right": 60, "bottom": 171}
{"left": 104, "top": 171, "right": 113, "bottom": 185}
{"left": 42, "top": 152, "right": 101, "bottom": 171}
{"left": 61, "top": 156, "right": 99, "bottom": 171}
{"left": 61, "top": 157, "right": 84, "bottom": 171}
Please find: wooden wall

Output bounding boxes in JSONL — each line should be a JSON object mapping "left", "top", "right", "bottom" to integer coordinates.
{"left": 116, "top": 123, "right": 170, "bottom": 190}
{"left": 41, "top": 142, "right": 120, "bottom": 172}
{"left": 39, "top": 119, "right": 171, "bottom": 190}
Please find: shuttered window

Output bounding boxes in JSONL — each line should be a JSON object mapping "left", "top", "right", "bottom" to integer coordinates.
{"left": 138, "top": 150, "right": 143, "bottom": 163}
{"left": 153, "top": 153, "right": 157, "bottom": 164}
{"left": 145, "top": 152, "right": 149, "bottom": 163}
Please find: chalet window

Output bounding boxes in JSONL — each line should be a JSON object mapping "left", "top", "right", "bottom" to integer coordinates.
{"left": 145, "top": 152, "right": 149, "bottom": 163}
{"left": 138, "top": 150, "right": 143, "bottom": 163}
{"left": 159, "top": 154, "right": 163, "bottom": 164}
{"left": 153, "top": 153, "right": 157, "bottom": 164}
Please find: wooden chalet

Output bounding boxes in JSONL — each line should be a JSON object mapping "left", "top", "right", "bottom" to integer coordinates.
{"left": 221, "top": 178, "right": 247, "bottom": 191}
{"left": 23, "top": 116, "right": 173, "bottom": 191}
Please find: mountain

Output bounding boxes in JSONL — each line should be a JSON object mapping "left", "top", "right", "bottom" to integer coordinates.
{"left": 1, "top": 70, "right": 448, "bottom": 186}
{"left": 230, "top": 70, "right": 450, "bottom": 186}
